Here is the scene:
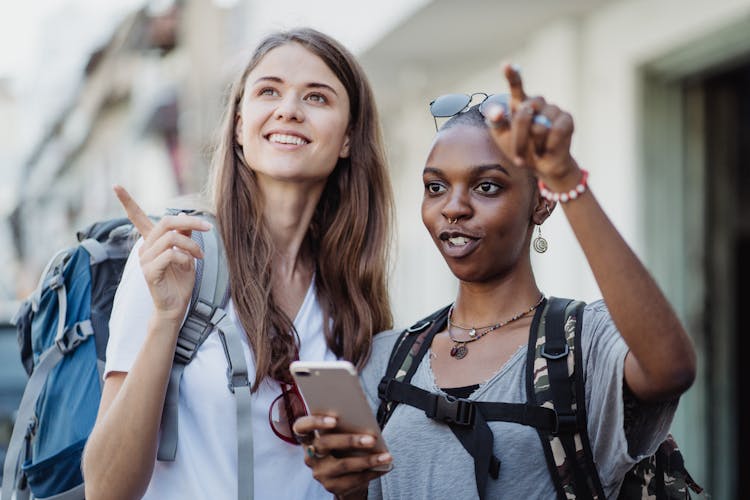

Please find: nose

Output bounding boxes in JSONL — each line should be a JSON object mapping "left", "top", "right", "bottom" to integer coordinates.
{"left": 274, "top": 94, "right": 304, "bottom": 122}
{"left": 441, "top": 188, "right": 472, "bottom": 223}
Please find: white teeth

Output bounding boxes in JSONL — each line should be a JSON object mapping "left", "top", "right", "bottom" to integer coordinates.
{"left": 448, "top": 237, "right": 470, "bottom": 246}
{"left": 268, "top": 133, "right": 308, "bottom": 145}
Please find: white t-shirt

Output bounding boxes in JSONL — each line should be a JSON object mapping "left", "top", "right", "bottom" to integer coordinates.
{"left": 106, "top": 242, "right": 335, "bottom": 500}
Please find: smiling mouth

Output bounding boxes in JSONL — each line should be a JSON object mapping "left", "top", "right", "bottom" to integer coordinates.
{"left": 267, "top": 133, "right": 309, "bottom": 146}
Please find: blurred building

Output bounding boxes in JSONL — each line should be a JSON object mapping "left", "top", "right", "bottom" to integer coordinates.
{"left": 3, "top": 0, "right": 748, "bottom": 497}
{"left": 5, "top": 0, "right": 251, "bottom": 296}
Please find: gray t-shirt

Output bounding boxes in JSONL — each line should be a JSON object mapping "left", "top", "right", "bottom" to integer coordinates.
{"left": 360, "top": 300, "right": 677, "bottom": 499}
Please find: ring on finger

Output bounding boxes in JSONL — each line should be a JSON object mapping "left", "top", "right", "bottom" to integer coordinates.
{"left": 532, "top": 114, "right": 552, "bottom": 129}
{"left": 305, "top": 444, "right": 327, "bottom": 459}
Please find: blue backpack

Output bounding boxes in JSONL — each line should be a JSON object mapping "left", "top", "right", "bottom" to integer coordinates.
{"left": 1, "top": 214, "right": 254, "bottom": 500}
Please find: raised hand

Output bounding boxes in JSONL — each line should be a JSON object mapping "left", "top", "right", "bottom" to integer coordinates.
{"left": 485, "top": 65, "right": 581, "bottom": 190}
{"left": 113, "top": 185, "right": 211, "bottom": 323}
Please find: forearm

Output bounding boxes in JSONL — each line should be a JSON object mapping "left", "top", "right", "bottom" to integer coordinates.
{"left": 83, "top": 315, "right": 181, "bottom": 499}
{"left": 559, "top": 185, "right": 696, "bottom": 400}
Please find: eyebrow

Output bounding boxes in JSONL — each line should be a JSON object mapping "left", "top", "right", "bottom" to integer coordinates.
{"left": 252, "top": 76, "right": 339, "bottom": 96}
{"left": 423, "top": 164, "right": 511, "bottom": 176}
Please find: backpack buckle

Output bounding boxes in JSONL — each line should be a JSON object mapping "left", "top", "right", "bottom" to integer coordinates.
{"left": 428, "top": 394, "right": 475, "bottom": 427}
{"left": 553, "top": 410, "right": 578, "bottom": 435}
{"left": 377, "top": 378, "right": 392, "bottom": 400}
{"left": 56, "top": 321, "right": 93, "bottom": 354}
{"left": 227, "top": 373, "right": 251, "bottom": 393}
{"left": 406, "top": 320, "right": 431, "bottom": 334}
{"left": 48, "top": 272, "right": 65, "bottom": 291}
{"left": 541, "top": 342, "right": 569, "bottom": 360}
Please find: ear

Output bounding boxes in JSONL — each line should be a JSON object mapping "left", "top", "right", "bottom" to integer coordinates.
{"left": 339, "top": 135, "right": 350, "bottom": 158}
{"left": 234, "top": 114, "right": 244, "bottom": 146}
{"left": 531, "top": 191, "right": 555, "bottom": 225}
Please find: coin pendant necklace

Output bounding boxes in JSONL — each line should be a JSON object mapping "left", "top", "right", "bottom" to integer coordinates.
{"left": 448, "top": 295, "right": 545, "bottom": 360}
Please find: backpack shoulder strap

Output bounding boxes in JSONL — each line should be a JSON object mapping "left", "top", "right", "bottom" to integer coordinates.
{"left": 527, "top": 296, "right": 605, "bottom": 500}
{"left": 376, "top": 305, "right": 450, "bottom": 428}
{"left": 157, "top": 215, "right": 232, "bottom": 461}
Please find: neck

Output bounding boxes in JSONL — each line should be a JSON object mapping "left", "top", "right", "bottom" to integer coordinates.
{"left": 452, "top": 266, "right": 542, "bottom": 327}
{"left": 258, "top": 177, "right": 326, "bottom": 282}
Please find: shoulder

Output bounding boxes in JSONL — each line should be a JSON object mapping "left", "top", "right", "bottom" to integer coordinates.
{"left": 580, "top": 299, "right": 619, "bottom": 342}
{"left": 363, "top": 329, "right": 403, "bottom": 376}
{"left": 360, "top": 328, "right": 403, "bottom": 407}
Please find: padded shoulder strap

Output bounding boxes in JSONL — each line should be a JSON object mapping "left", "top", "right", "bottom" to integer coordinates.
{"left": 376, "top": 305, "right": 450, "bottom": 428}
{"left": 158, "top": 217, "right": 230, "bottom": 461}
{"left": 526, "top": 297, "right": 604, "bottom": 500}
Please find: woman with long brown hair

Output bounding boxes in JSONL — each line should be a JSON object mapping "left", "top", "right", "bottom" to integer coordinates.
{"left": 82, "top": 28, "right": 393, "bottom": 499}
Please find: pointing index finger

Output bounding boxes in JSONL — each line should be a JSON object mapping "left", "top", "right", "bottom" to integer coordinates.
{"left": 504, "top": 63, "right": 526, "bottom": 110}
{"left": 113, "top": 185, "right": 154, "bottom": 237}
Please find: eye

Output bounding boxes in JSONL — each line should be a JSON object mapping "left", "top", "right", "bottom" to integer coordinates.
{"left": 305, "top": 93, "right": 328, "bottom": 104}
{"left": 475, "top": 182, "right": 501, "bottom": 195}
{"left": 259, "top": 88, "right": 280, "bottom": 97}
{"left": 425, "top": 182, "right": 446, "bottom": 195}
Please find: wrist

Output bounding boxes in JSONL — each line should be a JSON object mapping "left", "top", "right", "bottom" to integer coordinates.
{"left": 336, "top": 488, "right": 368, "bottom": 500}
{"left": 538, "top": 168, "right": 589, "bottom": 203}
{"left": 148, "top": 312, "right": 184, "bottom": 336}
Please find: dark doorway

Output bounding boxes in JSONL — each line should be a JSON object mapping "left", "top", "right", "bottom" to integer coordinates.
{"left": 703, "top": 62, "right": 750, "bottom": 499}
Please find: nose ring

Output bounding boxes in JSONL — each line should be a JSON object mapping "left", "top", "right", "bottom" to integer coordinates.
{"left": 448, "top": 217, "right": 458, "bottom": 224}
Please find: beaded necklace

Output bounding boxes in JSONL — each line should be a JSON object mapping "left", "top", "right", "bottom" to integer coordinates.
{"left": 447, "top": 294, "right": 545, "bottom": 359}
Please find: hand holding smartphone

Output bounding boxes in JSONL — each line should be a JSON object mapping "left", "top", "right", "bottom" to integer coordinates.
{"left": 290, "top": 360, "right": 392, "bottom": 472}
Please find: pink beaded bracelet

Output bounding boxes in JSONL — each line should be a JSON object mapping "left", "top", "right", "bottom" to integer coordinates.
{"left": 538, "top": 169, "right": 589, "bottom": 203}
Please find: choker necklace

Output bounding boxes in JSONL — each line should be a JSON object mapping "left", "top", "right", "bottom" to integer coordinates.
{"left": 447, "top": 294, "right": 545, "bottom": 360}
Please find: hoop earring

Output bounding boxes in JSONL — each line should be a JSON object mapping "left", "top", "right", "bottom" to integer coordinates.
{"left": 533, "top": 224, "right": 548, "bottom": 253}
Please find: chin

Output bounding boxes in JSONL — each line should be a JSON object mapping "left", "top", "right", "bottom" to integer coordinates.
{"left": 444, "top": 261, "right": 490, "bottom": 284}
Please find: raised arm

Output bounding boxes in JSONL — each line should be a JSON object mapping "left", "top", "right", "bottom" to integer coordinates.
{"left": 82, "top": 186, "right": 211, "bottom": 499}
{"left": 486, "top": 67, "right": 696, "bottom": 402}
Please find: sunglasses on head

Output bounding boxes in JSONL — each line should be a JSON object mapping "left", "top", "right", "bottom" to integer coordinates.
{"left": 429, "top": 92, "right": 511, "bottom": 131}
{"left": 269, "top": 380, "right": 308, "bottom": 445}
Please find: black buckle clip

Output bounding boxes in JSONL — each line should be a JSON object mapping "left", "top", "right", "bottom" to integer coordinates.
{"left": 553, "top": 411, "right": 578, "bottom": 435}
{"left": 428, "top": 395, "right": 475, "bottom": 427}
{"left": 406, "top": 320, "right": 431, "bottom": 334}
{"left": 377, "top": 378, "right": 391, "bottom": 400}
{"left": 541, "top": 342, "right": 569, "bottom": 360}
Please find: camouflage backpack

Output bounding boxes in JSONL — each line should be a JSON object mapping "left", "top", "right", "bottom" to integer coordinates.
{"left": 376, "top": 297, "right": 705, "bottom": 500}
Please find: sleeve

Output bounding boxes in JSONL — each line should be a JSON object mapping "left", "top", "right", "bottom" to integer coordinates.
{"left": 104, "top": 239, "right": 155, "bottom": 377}
{"left": 359, "top": 329, "right": 402, "bottom": 414}
{"left": 580, "top": 300, "right": 678, "bottom": 490}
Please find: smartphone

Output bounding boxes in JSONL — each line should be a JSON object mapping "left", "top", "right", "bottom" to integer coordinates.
{"left": 290, "top": 360, "right": 392, "bottom": 471}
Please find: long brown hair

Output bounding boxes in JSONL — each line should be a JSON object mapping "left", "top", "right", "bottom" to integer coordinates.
{"left": 208, "top": 28, "right": 393, "bottom": 390}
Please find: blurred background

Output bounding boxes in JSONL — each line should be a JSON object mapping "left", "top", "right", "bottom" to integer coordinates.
{"left": 1, "top": 0, "right": 748, "bottom": 496}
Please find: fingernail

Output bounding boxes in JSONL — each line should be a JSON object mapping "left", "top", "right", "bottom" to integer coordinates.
{"left": 514, "top": 156, "right": 525, "bottom": 166}
{"left": 511, "top": 63, "right": 522, "bottom": 74}
{"left": 378, "top": 453, "right": 391, "bottom": 463}
{"left": 201, "top": 220, "right": 213, "bottom": 229}
{"left": 360, "top": 435, "right": 375, "bottom": 446}
{"left": 323, "top": 416, "right": 336, "bottom": 426}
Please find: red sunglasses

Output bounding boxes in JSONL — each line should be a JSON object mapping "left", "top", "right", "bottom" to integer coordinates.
{"left": 269, "top": 381, "right": 308, "bottom": 445}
